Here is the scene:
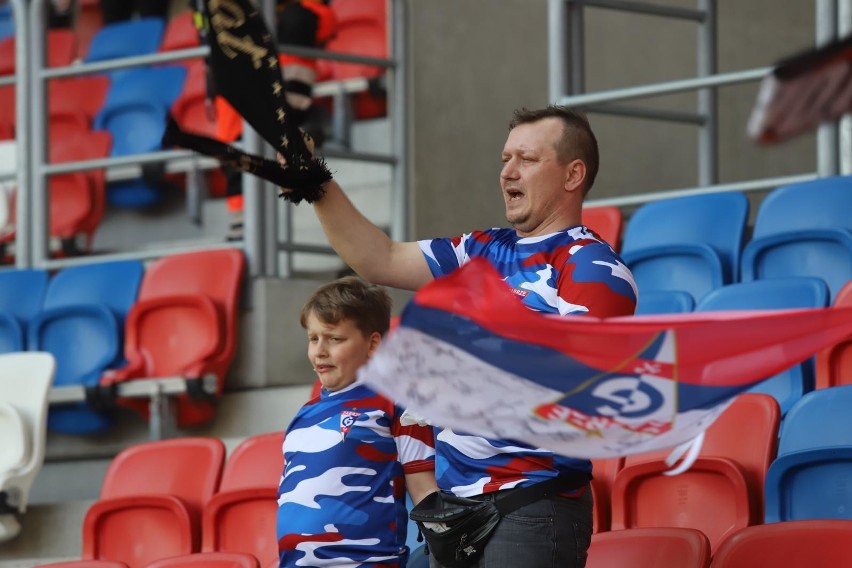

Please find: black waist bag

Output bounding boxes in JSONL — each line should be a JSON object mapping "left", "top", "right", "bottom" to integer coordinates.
{"left": 410, "top": 472, "right": 590, "bottom": 568}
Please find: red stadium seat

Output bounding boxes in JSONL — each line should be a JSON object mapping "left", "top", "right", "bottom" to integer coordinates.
{"left": 49, "top": 75, "right": 111, "bottom": 127}
{"left": 161, "top": 10, "right": 200, "bottom": 52}
{"left": 815, "top": 279, "right": 852, "bottom": 389}
{"left": 590, "top": 457, "right": 624, "bottom": 533}
{"left": 582, "top": 206, "right": 623, "bottom": 251}
{"left": 610, "top": 393, "right": 780, "bottom": 552}
{"left": 34, "top": 561, "right": 129, "bottom": 568}
{"left": 146, "top": 552, "right": 259, "bottom": 568}
{"left": 171, "top": 61, "right": 217, "bottom": 137}
{"left": 0, "top": 36, "right": 14, "bottom": 76}
{"left": 712, "top": 520, "right": 852, "bottom": 568}
{"left": 202, "top": 432, "right": 284, "bottom": 567}
{"left": 0, "top": 29, "right": 77, "bottom": 76}
{"left": 587, "top": 527, "right": 711, "bottom": 568}
{"left": 0, "top": 85, "right": 15, "bottom": 139}
{"left": 103, "top": 249, "right": 245, "bottom": 428}
{"left": 82, "top": 437, "right": 225, "bottom": 567}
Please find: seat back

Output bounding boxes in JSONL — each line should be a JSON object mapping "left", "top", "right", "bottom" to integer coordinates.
{"left": 712, "top": 520, "right": 852, "bottom": 568}
{"left": 160, "top": 10, "right": 200, "bottom": 52}
{"left": 764, "top": 385, "right": 852, "bottom": 522}
{"left": 49, "top": 76, "right": 111, "bottom": 126}
{"left": 147, "top": 552, "right": 259, "bottom": 568}
{"left": 200, "top": 432, "right": 283, "bottom": 565}
{"left": 590, "top": 457, "right": 624, "bottom": 533}
{"left": 34, "top": 561, "right": 129, "bottom": 568}
{"left": 741, "top": 176, "right": 852, "bottom": 301}
{"left": 621, "top": 192, "right": 749, "bottom": 302}
{"left": 695, "top": 278, "right": 829, "bottom": 414}
{"left": 587, "top": 527, "right": 711, "bottom": 568}
{"left": 612, "top": 394, "right": 780, "bottom": 552}
{"left": 0, "top": 269, "right": 49, "bottom": 351}
{"left": 0, "top": 353, "right": 55, "bottom": 518}
{"left": 83, "top": 17, "right": 165, "bottom": 64}
{"left": 101, "top": 437, "right": 225, "bottom": 508}
{"left": 634, "top": 290, "right": 695, "bottom": 315}
{"left": 815, "top": 279, "right": 852, "bottom": 389}
{"left": 582, "top": 206, "right": 623, "bottom": 251}
{"left": 221, "top": 432, "right": 285, "bottom": 492}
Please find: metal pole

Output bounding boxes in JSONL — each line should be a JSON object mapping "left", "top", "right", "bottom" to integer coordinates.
{"left": 11, "top": 0, "right": 29, "bottom": 267}
{"left": 839, "top": 0, "right": 852, "bottom": 175}
{"left": 261, "top": 0, "right": 279, "bottom": 276}
{"left": 696, "top": 0, "right": 718, "bottom": 186}
{"left": 28, "top": 0, "right": 49, "bottom": 267}
{"left": 817, "top": 0, "right": 839, "bottom": 177}
{"left": 389, "top": 0, "right": 409, "bottom": 241}
{"left": 568, "top": 0, "right": 585, "bottom": 95}
{"left": 548, "top": 0, "right": 568, "bottom": 103}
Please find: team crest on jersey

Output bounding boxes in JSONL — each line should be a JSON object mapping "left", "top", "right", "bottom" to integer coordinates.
{"left": 340, "top": 409, "right": 361, "bottom": 437}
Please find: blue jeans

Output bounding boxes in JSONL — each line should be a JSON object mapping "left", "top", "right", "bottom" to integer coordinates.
{"left": 427, "top": 486, "right": 593, "bottom": 568}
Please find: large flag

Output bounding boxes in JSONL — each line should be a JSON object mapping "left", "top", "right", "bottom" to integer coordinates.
{"left": 360, "top": 258, "right": 852, "bottom": 459}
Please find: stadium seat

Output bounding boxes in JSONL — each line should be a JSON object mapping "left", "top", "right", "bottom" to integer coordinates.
{"left": 0, "top": 3, "right": 13, "bottom": 41}
{"left": 0, "top": 35, "right": 14, "bottom": 75}
{"left": 160, "top": 10, "right": 200, "bottom": 52}
{"left": 815, "top": 279, "right": 852, "bottom": 389}
{"left": 83, "top": 17, "right": 166, "bottom": 65}
{"left": 694, "top": 277, "right": 829, "bottom": 415}
{"left": 764, "top": 385, "right": 852, "bottom": 522}
{"left": 634, "top": 290, "right": 695, "bottom": 315}
{"left": 94, "top": 66, "right": 187, "bottom": 208}
{"left": 34, "top": 561, "right": 129, "bottom": 568}
{"left": 322, "top": 0, "right": 388, "bottom": 120}
{"left": 0, "top": 29, "right": 76, "bottom": 76}
{"left": 587, "top": 527, "right": 711, "bottom": 568}
{"left": 712, "top": 520, "right": 852, "bottom": 568}
{"left": 147, "top": 552, "right": 260, "bottom": 568}
{"left": 610, "top": 393, "right": 780, "bottom": 552}
{"left": 103, "top": 249, "right": 245, "bottom": 428}
{"left": 82, "top": 437, "right": 226, "bottom": 567}
{"left": 171, "top": 61, "right": 217, "bottom": 137}
{"left": 202, "top": 432, "right": 284, "bottom": 566}
{"left": 590, "top": 457, "right": 624, "bottom": 533}
{"left": 48, "top": 129, "right": 112, "bottom": 253}
{"left": 29, "top": 260, "right": 143, "bottom": 434}
{"left": 621, "top": 192, "right": 749, "bottom": 304}
{"left": 49, "top": 75, "right": 111, "bottom": 127}
{"left": 0, "top": 352, "right": 55, "bottom": 542}
{"left": 0, "top": 268, "right": 49, "bottom": 352}
{"left": 582, "top": 205, "right": 623, "bottom": 251}
{"left": 740, "top": 176, "right": 852, "bottom": 302}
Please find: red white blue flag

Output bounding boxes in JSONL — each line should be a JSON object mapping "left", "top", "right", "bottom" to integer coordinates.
{"left": 360, "top": 258, "right": 852, "bottom": 459}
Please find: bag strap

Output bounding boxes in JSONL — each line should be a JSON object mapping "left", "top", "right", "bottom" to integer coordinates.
{"left": 493, "top": 471, "right": 591, "bottom": 516}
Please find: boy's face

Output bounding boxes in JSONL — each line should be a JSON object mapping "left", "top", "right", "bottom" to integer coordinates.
{"left": 305, "top": 311, "right": 381, "bottom": 392}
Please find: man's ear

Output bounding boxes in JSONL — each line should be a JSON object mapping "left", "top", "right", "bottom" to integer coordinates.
{"left": 564, "top": 159, "right": 587, "bottom": 192}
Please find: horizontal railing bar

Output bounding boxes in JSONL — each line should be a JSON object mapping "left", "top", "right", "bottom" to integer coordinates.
{"left": 567, "top": 0, "right": 706, "bottom": 21}
{"left": 560, "top": 67, "right": 770, "bottom": 107}
{"left": 36, "top": 241, "right": 243, "bottom": 270}
{"left": 48, "top": 374, "right": 217, "bottom": 404}
{"left": 585, "top": 173, "right": 820, "bottom": 208}
{"left": 581, "top": 103, "right": 707, "bottom": 125}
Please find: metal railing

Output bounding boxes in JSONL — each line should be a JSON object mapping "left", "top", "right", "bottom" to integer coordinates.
{"left": 5, "top": 0, "right": 408, "bottom": 277}
{"left": 549, "top": 0, "right": 849, "bottom": 211}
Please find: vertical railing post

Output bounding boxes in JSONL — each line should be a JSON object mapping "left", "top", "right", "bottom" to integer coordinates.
{"left": 697, "top": 0, "right": 718, "bottom": 186}
{"left": 389, "top": 0, "right": 408, "bottom": 241}
{"left": 817, "top": 0, "right": 840, "bottom": 177}
{"left": 12, "top": 0, "right": 30, "bottom": 267}
{"left": 547, "top": 0, "right": 568, "bottom": 103}
{"left": 838, "top": 0, "right": 852, "bottom": 175}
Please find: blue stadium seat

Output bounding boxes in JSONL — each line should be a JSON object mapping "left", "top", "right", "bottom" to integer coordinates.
{"left": 695, "top": 277, "right": 829, "bottom": 415}
{"left": 635, "top": 290, "right": 695, "bottom": 315}
{"left": 764, "top": 385, "right": 852, "bottom": 522}
{"left": 83, "top": 17, "right": 165, "bottom": 65}
{"left": 0, "top": 269, "right": 49, "bottom": 353}
{"left": 28, "top": 260, "right": 144, "bottom": 434}
{"left": 741, "top": 176, "right": 852, "bottom": 303}
{"left": 93, "top": 66, "right": 187, "bottom": 208}
{"left": 621, "top": 192, "right": 749, "bottom": 304}
{"left": 0, "top": 3, "right": 13, "bottom": 42}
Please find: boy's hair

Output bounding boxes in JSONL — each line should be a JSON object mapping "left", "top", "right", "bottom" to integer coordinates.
{"left": 300, "top": 276, "right": 392, "bottom": 337}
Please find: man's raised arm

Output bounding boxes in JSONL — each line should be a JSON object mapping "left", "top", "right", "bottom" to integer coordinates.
{"left": 310, "top": 180, "right": 434, "bottom": 291}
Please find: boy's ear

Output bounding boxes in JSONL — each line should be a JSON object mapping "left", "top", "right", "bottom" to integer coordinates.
{"left": 368, "top": 331, "right": 382, "bottom": 355}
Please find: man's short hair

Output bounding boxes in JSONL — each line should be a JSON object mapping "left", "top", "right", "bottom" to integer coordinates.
{"left": 509, "top": 105, "right": 600, "bottom": 193}
{"left": 300, "top": 276, "right": 392, "bottom": 337}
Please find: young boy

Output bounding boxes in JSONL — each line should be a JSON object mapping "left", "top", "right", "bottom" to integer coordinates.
{"left": 276, "top": 276, "right": 437, "bottom": 567}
